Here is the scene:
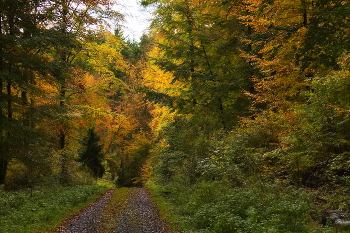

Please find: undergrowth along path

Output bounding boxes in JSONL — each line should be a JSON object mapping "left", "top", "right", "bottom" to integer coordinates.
{"left": 55, "top": 187, "right": 168, "bottom": 233}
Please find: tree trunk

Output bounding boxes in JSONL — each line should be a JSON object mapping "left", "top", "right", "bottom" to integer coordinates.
{"left": 218, "top": 98, "right": 226, "bottom": 130}
{"left": 59, "top": 0, "right": 69, "bottom": 184}
{"left": 59, "top": 86, "right": 68, "bottom": 184}
{"left": 0, "top": 80, "right": 13, "bottom": 185}
{"left": 0, "top": 11, "right": 5, "bottom": 185}
{"left": 60, "top": 86, "right": 66, "bottom": 150}
{"left": 0, "top": 159, "right": 8, "bottom": 185}
{"left": 0, "top": 76, "right": 7, "bottom": 184}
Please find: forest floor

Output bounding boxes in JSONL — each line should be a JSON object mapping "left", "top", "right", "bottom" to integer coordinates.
{"left": 54, "top": 187, "right": 168, "bottom": 233}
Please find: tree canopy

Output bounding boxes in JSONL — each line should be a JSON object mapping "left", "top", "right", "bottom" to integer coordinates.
{"left": 1, "top": 0, "right": 350, "bottom": 231}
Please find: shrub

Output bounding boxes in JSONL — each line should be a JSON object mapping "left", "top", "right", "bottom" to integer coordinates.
{"left": 161, "top": 182, "right": 313, "bottom": 233}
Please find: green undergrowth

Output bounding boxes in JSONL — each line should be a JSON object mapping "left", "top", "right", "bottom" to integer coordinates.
{"left": 147, "top": 180, "right": 338, "bottom": 233}
{"left": 0, "top": 184, "right": 107, "bottom": 233}
{"left": 98, "top": 187, "right": 129, "bottom": 232}
{"left": 147, "top": 182, "right": 182, "bottom": 232}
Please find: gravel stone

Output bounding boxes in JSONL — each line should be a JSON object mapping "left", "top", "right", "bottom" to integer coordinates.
{"left": 113, "top": 188, "right": 167, "bottom": 233}
{"left": 54, "top": 188, "right": 168, "bottom": 233}
{"left": 55, "top": 189, "right": 116, "bottom": 233}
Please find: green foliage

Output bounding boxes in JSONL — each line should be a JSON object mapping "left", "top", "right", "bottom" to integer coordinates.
{"left": 299, "top": 1, "right": 350, "bottom": 71}
{"left": 152, "top": 181, "right": 312, "bottom": 233}
{"left": 118, "top": 140, "right": 152, "bottom": 187}
{"left": 142, "top": 0, "right": 350, "bottom": 232}
{"left": 153, "top": 115, "right": 224, "bottom": 179}
{"left": 0, "top": 184, "right": 106, "bottom": 233}
{"left": 154, "top": 150, "right": 191, "bottom": 184}
{"left": 0, "top": 0, "right": 125, "bottom": 188}
{"left": 195, "top": 187, "right": 310, "bottom": 233}
{"left": 78, "top": 128, "right": 105, "bottom": 179}
{"left": 146, "top": 181, "right": 183, "bottom": 232}
{"left": 271, "top": 66, "right": 350, "bottom": 187}
{"left": 149, "top": 0, "right": 252, "bottom": 130}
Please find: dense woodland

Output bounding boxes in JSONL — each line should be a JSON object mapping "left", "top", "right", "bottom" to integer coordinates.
{"left": 1, "top": 0, "right": 350, "bottom": 232}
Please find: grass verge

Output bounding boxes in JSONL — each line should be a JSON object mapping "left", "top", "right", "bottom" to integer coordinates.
{"left": 146, "top": 182, "right": 182, "bottom": 232}
{"left": 0, "top": 184, "right": 107, "bottom": 233}
{"left": 98, "top": 187, "right": 129, "bottom": 232}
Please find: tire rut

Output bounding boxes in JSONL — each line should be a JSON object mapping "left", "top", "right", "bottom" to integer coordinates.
{"left": 55, "top": 189, "right": 116, "bottom": 233}
{"left": 54, "top": 188, "right": 168, "bottom": 233}
{"left": 113, "top": 188, "right": 167, "bottom": 233}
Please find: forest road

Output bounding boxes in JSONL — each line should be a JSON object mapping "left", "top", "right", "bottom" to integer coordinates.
{"left": 55, "top": 188, "right": 168, "bottom": 233}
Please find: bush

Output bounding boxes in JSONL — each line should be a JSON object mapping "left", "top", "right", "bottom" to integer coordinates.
{"left": 160, "top": 182, "right": 313, "bottom": 233}
{"left": 199, "top": 187, "right": 311, "bottom": 233}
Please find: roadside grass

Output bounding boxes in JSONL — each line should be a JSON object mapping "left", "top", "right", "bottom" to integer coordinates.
{"left": 0, "top": 184, "right": 108, "bottom": 233}
{"left": 147, "top": 180, "right": 339, "bottom": 233}
{"left": 146, "top": 181, "right": 182, "bottom": 232}
{"left": 98, "top": 187, "right": 129, "bottom": 232}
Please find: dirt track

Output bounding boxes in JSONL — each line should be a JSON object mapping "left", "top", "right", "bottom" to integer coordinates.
{"left": 55, "top": 188, "right": 167, "bottom": 233}
{"left": 113, "top": 188, "right": 167, "bottom": 233}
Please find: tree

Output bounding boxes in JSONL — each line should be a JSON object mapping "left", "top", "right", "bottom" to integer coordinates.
{"left": 73, "top": 30, "right": 155, "bottom": 187}
{"left": 45, "top": 0, "right": 120, "bottom": 183}
{"left": 0, "top": 0, "right": 123, "bottom": 186}
{"left": 234, "top": 0, "right": 350, "bottom": 187}
{"left": 0, "top": 0, "right": 54, "bottom": 185}
{"left": 78, "top": 128, "right": 105, "bottom": 179}
{"left": 141, "top": 0, "right": 254, "bottom": 185}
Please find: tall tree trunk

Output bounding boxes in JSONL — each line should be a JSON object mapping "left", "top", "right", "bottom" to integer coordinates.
{"left": 0, "top": 11, "right": 6, "bottom": 185}
{"left": 0, "top": 160, "right": 8, "bottom": 185}
{"left": 59, "top": 85, "right": 68, "bottom": 184}
{"left": 7, "top": 81, "right": 12, "bottom": 120}
{"left": 303, "top": 10, "right": 308, "bottom": 27}
{"left": 0, "top": 73, "right": 7, "bottom": 185}
{"left": 1, "top": 80, "right": 13, "bottom": 185}
{"left": 20, "top": 70, "right": 31, "bottom": 167}
{"left": 59, "top": 0, "right": 69, "bottom": 184}
{"left": 21, "top": 69, "right": 30, "bottom": 126}
{"left": 0, "top": 1, "right": 17, "bottom": 185}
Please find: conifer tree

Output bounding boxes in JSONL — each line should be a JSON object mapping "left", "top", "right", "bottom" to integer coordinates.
{"left": 78, "top": 128, "right": 105, "bottom": 179}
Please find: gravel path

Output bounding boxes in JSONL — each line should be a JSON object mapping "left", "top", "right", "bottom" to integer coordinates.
{"left": 113, "top": 188, "right": 167, "bottom": 233}
{"left": 54, "top": 188, "right": 168, "bottom": 233}
{"left": 55, "top": 189, "right": 116, "bottom": 233}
